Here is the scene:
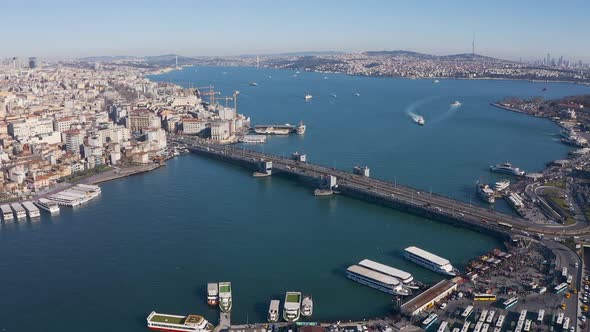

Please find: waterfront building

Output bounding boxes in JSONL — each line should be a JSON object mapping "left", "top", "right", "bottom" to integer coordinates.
{"left": 210, "top": 121, "right": 231, "bottom": 141}
{"left": 63, "top": 129, "right": 84, "bottom": 154}
{"left": 127, "top": 109, "right": 160, "bottom": 133}
{"left": 182, "top": 118, "right": 209, "bottom": 135}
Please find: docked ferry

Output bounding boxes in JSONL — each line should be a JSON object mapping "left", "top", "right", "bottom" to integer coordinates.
{"left": 10, "top": 202, "right": 26, "bottom": 220}
{"left": 146, "top": 311, "right": 214, "bottom": 332}
{"left": 34, "top": 198, "right": 60, "bottom": 214}
{"left": 346, "top": 264, "right": 412, "bottom": 296}
{"left": 301, "top": 295, "right": 313, "bottom": 317}
{"left": 477, "top": 182, "right": 496, "bottom": 204}
{"left": 404, "top": 246, "right": 458, "bottom": 276}
{"left": 239, "top": 135, "right": 267, "bottom": 143}
{"left": 494, "top": 179, "right": 510, "bottom": 192}
{"left": 206, "top": 283, "right": 218, "bottom": 306}
{"left": 283, "top": 291, "right": 302, "bottom": 322}
{"left": 358, "top": 259, "right": 421, "bottom": 289}
{"left": 296, "top": 122, "right": 306, "bottom": 135}
{"left": 267, "top": 299, "right": 280, "bottom": 322}
{"left": 22, "top": 201, "right": 40, "bottom": 218}
{"left": 218, "top": 282, "right": 232, "bottom": 313}
{"left": 0, "top": 204, "right": 13, "bottom": 222}
{"left": 489, "top": 163, "right": 525, "bottom": 176}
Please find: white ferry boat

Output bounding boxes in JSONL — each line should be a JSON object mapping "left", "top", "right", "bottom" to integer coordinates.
{"left": 477, "top": 182, "right": 496, "bottom": 204}
{"left": 10, "top": 202, "right": 26, "bottom": 220}
{"left": 451, "top": 101, "right": 462, "bottom": 107}
{"left": 239, "top": 135, "right": 267, "bottom": 143}
{"left": 0, "top": 204, "right": 13, "bottom": 222}
{"left": 304, "top": 94, "right": 312, "bottom": 101}
{"left": 346, "top": 265, "right": 411, "bottom": 296}
{"left": 415, "top": 115, "right": 425, "bottom": 126}
{"left": 207, "top": 283, "right": 218, "bottom": 306}
{"left": 404, "top": 246, "right": 458, "bottom": 276}
{"left": 296, "top": 122, "right": 306, "bottom": 135}
{"left": 494, "top": 179, "right": 510, "bottom": 192}
{"left": 146, "top": 311, "right": 214, "bottom": 332}
{"left": 283, "top": 291, "right": 302, "bottom": 322}
{"left": 267, "top": 299, "right": 280, "bottom": 323}
{"left": 358, "top": 259, "right": 420, "bottom": 289}
{"left": 218, "top": 282, "right": 232, "bottom": 313}
{"left": 489, "top": 163, "right": 525, "bottom": 176}
{"left": 22, "top": 201, "right": 40, "bottom": 218}
{"left": 253, "top": 127, "right": 291, "bottom": 135}
{"left": 35, "top": 198, "right": 60, "bottom": 214}
{"left": 301, "top": 295, "right": 313, "bottom": 317}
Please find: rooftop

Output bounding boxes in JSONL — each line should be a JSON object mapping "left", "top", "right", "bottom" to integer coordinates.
{"left": 149, "top": 313, "right": 185, "bottom": 325}
{"left": 405, "top": 246, "right": 450, "bottom": 266}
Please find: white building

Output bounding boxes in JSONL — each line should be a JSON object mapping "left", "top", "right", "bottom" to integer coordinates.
{"left": 210, "top": 121, "right": 230, "bottom": 141}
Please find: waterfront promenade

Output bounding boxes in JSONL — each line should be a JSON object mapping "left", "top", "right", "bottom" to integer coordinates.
{"left": 176, "top": 135, "right": 590, "bottom": 237}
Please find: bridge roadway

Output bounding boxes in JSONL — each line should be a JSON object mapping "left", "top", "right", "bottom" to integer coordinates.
{"left": 177, "top": 136, "right": 590, "bottom": 237}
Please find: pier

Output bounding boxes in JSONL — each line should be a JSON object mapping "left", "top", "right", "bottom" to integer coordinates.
{"left": 176, "top": 136, "right": 589, "bottom": 237}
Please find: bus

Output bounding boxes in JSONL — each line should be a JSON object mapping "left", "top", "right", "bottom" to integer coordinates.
{"left": 556, "top": 312, "right": 564, "bottom": 325}
{"left": 480, "top": 310, "right": 489, "bottom": 323}
{"left": 481, "top": 324, "right": 490, "bottom": 332}
{"left": 523, "top": 320, "right": 532, "bottom": 332}
{"left": 496, "top": 315, "right": 505, "bottom": 328}
{"left": 563, "top": 317, "right": 570, "bottom": 330}
{"left": 497, "top": 221, "right": 513, "bottom": 231}
{"left": 437, "top": 321, "right": 449, "bottom": 332}
{"left": 554, "top": 282, "right": 569, "bottom": 294}
{"left": 502, "top": 297, "right": 518, "bottom": 309}
{"left": 422, "top": 314, "right": 438, "bottom": 329}
{"left": 562, "top": 267, "right": 568, "bottom": 278}
{"left": 461, "top": 306, "right": 474, "bottom": 319}
{"left": 474, "top": 293, "right": 497, "bottom": 301}
{"left": 460, "top": 322, "right": 471, "bottom": 332}
{"left": 473, "top": 321, "right": 484, "bottom": 332}
{"left": 537, "top": 309, "right": 545, "bottom": 323}
{"left": 486, "top": 311, "right": 496, "bottom": 324}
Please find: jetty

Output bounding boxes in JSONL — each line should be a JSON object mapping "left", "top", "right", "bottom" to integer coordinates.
{"left": 176, "top": 136, "right": 589, "bottom": 237}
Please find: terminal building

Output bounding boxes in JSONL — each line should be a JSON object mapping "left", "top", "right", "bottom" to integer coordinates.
{"left": 400, "top": 279, "right": 459, "bottom": 316}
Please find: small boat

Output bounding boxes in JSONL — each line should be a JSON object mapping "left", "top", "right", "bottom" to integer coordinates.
{"left": 354, "top": 93, "right": 360, "bottom": 96}
{"left": 296, "top": 121, "right": 306, "bottom": 135}
{"left": 330, "top": 94, "right": 337, "bottom": 98}
{"left": 207, "top": 283, "right": 218, "bottom": 306}
{"left": 295, "top": 71, "right": 301, "bottom": 74}
{"left": 451, "top": 101, "right": 461, "bottom": 107}
{"left": 218, "top": 282, "right": 232, "bottom": 313}
{"left": 249, "top": 82, "right": 258, "bottom": 86}
{"left": 268, "top": 299, "right": 280, "bottom": 323}
{"left": 283, "top": 292, "right": 301, "bottom": 322}
{"left": 433, "top": 79, "right": 440, "bottom": 83}
{"left": 414, "top": 115, "right": 425, "bottom": 126}
{"left": 301, "top": 295, "right": 313, "bottom": 317}
{"left": 304, "top": 94, "right": 312, "bottom": 101}
{"left": 477, "top": 182, "right": 496, "bottom": 204}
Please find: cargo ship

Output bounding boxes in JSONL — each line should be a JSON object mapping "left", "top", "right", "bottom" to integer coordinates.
{"left": 218, "top": 282, "right": 232, "bottom": 313}
{"left": 207, "top": 283, "right": 218, "bottom": 306}
{"left": 283, "top": 291, "right": 301, "bottom": 322}
{"left": 146, "top": 311, "right": 214, "bottom": 332}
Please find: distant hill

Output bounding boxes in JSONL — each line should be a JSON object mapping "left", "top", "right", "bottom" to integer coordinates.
{"left": 363, "top": 50, "right": 435, "bottom": 59}
{"left": 363, "top": 50, "right": 508, "bottom": 62}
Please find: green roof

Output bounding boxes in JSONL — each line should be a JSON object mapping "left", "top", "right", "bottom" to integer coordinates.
{"left": 219, "top": 284, "right": 231, "bottom": 293}
{"left": 286, "top": 293, "right": 301, "bottom": 303}
{"left": 150, "top": 314, "right": 185, "bottom": 325}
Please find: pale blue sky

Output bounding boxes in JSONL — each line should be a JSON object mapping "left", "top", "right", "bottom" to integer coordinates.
{"left": 3, "top": 0, "right": 589, "bottom": 61}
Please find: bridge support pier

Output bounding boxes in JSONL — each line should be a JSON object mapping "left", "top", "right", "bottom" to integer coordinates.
{"left": 253, "top": 160, "right": 272, "bottom": 177}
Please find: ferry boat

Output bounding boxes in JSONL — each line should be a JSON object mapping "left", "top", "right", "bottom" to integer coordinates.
{"left": 283, "top": 291, "right": 302, "bottom": 322}
{"left": 404, "top": 246, "right": 458, "bottom": 276}
{"left": 218, "top": 282, "right": 232, "bottom": 313}
{"left": 34, "top": 198, "right": 60, "bottom": 214}
{"left": 296, "top": 122, "right": 306, "bottom": 135}
{"left": 254, "top": 126, "right": 291, "bottom": 135}
{"left": 354, "top": 93, "right": 360, "bottom": 97}
{"left": 358, "top": 259, "right": 421, "bottom": 289}
{"left": 414, "top": 115, "right": 425, "bottom": 126}
{"left": 489, "top": 163, "right": 525, "bottom": 176}
{"left": 0, "top": 204, "right": 13, "bottom": 222}
{"left": 451, "top": 101, "right": 462, "bottom": 107}
{"left": 433, "top": 79, "right": 440, "bottom": 83}
{"left": 22, "top": 201, "right": 40, "bottom": 218}
{"left": 477, "top": 182, "right": 496, "bottom": 204}
{"left": 206, "top": 283, "right": 218, "bottom": 306}
{"left": 301, "top": 295, "right": 313, "bottom": 317}
{"left": 239, "top": 135, "right": 267, "bottom": 143}
{"left": 10, "top": 202, "right": 26, "bottom": 220}
{"left": 249, "top": 82, "right": 258, "bottom": 86}
{"left": 267, "top": 299, "right": 280, "bottom": 322}
{"left": 346, "top": 264, "right": 412, "bottom": 296}
{"left": 494, "top": 179, "right": 510, "bottom": 192}
{"left": 304, "top": 94, "right": 312, "bottom": 101}
{"left": 146, "top": 311, "right": 214, "bottom": 332}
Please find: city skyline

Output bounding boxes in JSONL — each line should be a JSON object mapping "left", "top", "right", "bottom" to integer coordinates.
{"left": 3, "top": 0, "right": 590, "bottom": 61}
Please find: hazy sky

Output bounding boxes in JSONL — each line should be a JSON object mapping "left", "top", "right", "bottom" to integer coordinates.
{"left": 3, "top": 0, "right": 589, "bottom": 61}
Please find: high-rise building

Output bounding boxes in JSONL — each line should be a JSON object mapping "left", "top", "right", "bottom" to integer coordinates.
{"left": 28, "top": 57, "right": 38, "bottom": 69}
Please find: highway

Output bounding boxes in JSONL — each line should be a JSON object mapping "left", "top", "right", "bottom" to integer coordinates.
{"left": 177, "top": 136, "right": 590, "bottom": 237}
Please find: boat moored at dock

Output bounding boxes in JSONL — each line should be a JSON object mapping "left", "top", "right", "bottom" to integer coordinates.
{"left": 283, "top": 291, "right": 302, "bottom": 322}
{"left": 239, "top": 135, "right": 267, "bottom": 144}
{"left": 146, "top": 311, "right": 214, "bottom": 332}
{"left": 268, "top": 299, "right": 280, "bottom": 322}
{"left": 47, "top": 184, "right": 101, "bottom": 207}
{"left": 346, "top": 264, "right": 412, "bottom": 296}
{"left": 358, "top": 259, "right": 421, "bottom": 289}
{"left": 404, "top": 246, "right": 458, "bottom": 276}
{"left": 494, "top": 179, "right": 510, "bottom": 192}
{"left": 218, "top": 282, "right": 232, "bottom": 312}
{"left": 10, "top": 202, "right": 26, "bottom": 220}
{"left": 301, "top": 295, "right": 313, "bottom": 317}
{"left": 1, "top": 204, "right": 14, "bottom": 222}
{"left": 22, "top": 201, "right": 40, "bottom": 218}
{"left": 207, "top": 283, "right": 218, "bottom": 306}
{"left": 34, "top": 198, "right": 60, "bottom": 214}
{"left": 477, "top": 182, "right": 496, "bottom": 204}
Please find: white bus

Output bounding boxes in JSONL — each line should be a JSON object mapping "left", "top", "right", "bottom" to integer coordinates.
{"left": 461, "top": 306, "right": 474, "bottom": 319}
{"left": 461, "top": 322, "right": 471, "bottom": 332}
{"left": 537, "top": 309, "right": 545, "bottom": 323}
{"left": 437, "top": 321, "right": 449, "bottom": 332}
{"left": 496, "top": 315, "right": 505, "bottom": 328}
{"left": 554, "top": 282, "right": 568, "bottom": 294}
{"left": 486, "top": 311, "right": 496, "bottom": 324}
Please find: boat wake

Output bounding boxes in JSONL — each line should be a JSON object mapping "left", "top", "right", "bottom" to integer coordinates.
{"left": 407, "top": 111, "right": 422, "bottom": 122}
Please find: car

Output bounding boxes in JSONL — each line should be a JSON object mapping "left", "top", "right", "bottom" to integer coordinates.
{"left": 439, "top": 303, "right": 447, "bottom": 309}
{"left": 569, "top": 327, "right": 574, "bottom": 332}
{"left": 566, "top": 293, "right": 571, "bottom": 299}
{"left": 582, "top": 316, "right": 587, "bottom": 323}
{"left": 575, "top": 262, "right": 579, "bottom": 268}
